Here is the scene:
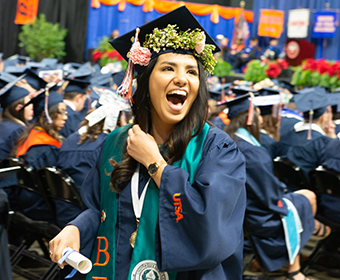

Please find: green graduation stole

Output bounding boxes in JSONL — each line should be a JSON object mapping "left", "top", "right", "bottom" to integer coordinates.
{"left": 86, "top": 122, "right": 209, "bottom": 280}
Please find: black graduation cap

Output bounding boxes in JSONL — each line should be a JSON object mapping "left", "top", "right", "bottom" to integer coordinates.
{"left": 231, "top": 86, "right": 256, "bottom": 96}
{"left": 90, "top": 71, "right": 125, "bottom": 88}
{"left": 110, "top": 6, "right": 220, "bottom": 63}
{"left": 208, "top": 82, "right": 232, "bottom": 100}
{"left": 295, "top": 86, "right": 330, "bottom": 119}
{"left": 0, "top": 72, "right": 18, "bottom": 88}
{"left": 25, "top": 61, "right": 47, "bottom": 70}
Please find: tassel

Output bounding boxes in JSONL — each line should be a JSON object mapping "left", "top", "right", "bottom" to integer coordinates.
{"left": 221, "top": 77, "right": 226, "bottom": 101}
{"left": 117, "top": 28, "right": 140, "bottom": 102}
{"left": 246, "top": 92, "right": 254, "bottom": 125}
{"left": 45, "top": 88, "right": 52, "bottom": 124}
{"left": 307, "top": 109, "right": 313, "bottom": 140}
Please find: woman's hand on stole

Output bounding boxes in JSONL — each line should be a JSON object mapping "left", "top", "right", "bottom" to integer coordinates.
{"left": 49, "top": 225, "right": 80, "bottom": 268}
{"left": 127, "top": 124, "right": 164, "bottom": 168}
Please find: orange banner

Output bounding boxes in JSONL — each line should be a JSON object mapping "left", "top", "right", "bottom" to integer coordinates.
{"left": 91, "top": 0, "right": 253, "bottom": 24}
{"left": 257, "top": 9, "right": 284, "bottom": 38}
{"left": 14, "top": 0, "right": 39, "bottom": 25}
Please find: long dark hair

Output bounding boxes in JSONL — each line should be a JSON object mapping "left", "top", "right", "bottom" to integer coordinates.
{"left": 109, "top": 55, "right": 209, "bottom": 193}
{"left": 225, "top": 109, "right": 260, "bottom": 142}
{"left": 0, "top": 97, "right": 26, "bottom": 126}
{"left": 13, "top": 103, "right": 63, "bottom": 155}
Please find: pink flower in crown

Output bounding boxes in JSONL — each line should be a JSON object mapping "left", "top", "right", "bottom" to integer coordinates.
{"left": 194, "top": 32, "right": 206, "bottom": 54}
{"left": 128, "top": 41, "right": 152, "bottom": 66}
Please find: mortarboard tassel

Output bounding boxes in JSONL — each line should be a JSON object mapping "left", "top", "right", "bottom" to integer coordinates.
{"left": 246, "top": 92, "right": 254, "bottom": 125}
{"left": 307, "top": 109, "right": 313, "bottom": 140}
{"left": 117, "top": 28, "right": 141, "bottom": 102}
{"left": 44, "top": 88, "right": 53, "bottom": 124}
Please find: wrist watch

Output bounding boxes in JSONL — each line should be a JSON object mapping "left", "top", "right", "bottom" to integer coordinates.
{"left": 148, "top": 160, "right": 166, "bottom": 177}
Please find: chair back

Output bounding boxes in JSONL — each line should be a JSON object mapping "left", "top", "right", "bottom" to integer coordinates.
{"left": 273, "top": 157, "right": 310, "bottom": 190}
{"left": 1, "top": 156, "right": 43, "bottom": 194}
{"left": 37, "top": 166, "right": 82, "bottom": 208}
{"left": 309, "top": 166, "right": 340, "bottom": 197}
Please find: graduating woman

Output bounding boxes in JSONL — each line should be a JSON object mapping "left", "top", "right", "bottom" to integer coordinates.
{"left": 224, "top": 94, "right": 326, "bottom": 280}
{"left": 11, "top": 88, "right": 67, "bottom": 221}
{"left": 49, "top": 6, "right": 247, "bottom": 280}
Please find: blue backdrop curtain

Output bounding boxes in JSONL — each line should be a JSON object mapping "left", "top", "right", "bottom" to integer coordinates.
{"left": 252, "top": 0, "right": 340, "bottom": 60}
{"left": 86, "top": 2, "right": 252, "bottom": 59}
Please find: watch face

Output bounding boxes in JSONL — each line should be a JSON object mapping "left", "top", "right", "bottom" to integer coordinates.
{"left": 148, "top": 163, "right": 158, "bottom": 175}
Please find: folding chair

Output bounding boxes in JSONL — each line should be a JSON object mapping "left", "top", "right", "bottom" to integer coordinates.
{"left": 273, "top": 157, "right": 310, "bottom": 190}
{"left": 301, "top": 166, "right": 340, "bottom": 276}
{"left": 1, "top": 157, "right": 60, "bottom": 280}
{"left": 37, "top": 166, "right": 82, "bottom": 209}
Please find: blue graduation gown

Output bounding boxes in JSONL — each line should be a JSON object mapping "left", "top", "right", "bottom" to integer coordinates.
{"left": 318, "top": 136, "right": 340, "bottom": 223}
{"left": 235, "top": 136, "right": 314, "bottom": 272}
{"left": 16, "top": 144, "right": 59, "bottom": 222}
{"left": 55, "top": 131, "right": 108, "bottom": 227}
{"left": 279, "top": 108, "right": 303, "bottom": 137}
{"left": 260, "top": 130, "right": 277, "bottom": 159}
{"left": 0, "top": 120, "right": 26, "bottom": 189}
{"left": 59, "top": 105, "right": 84, "bottom": 138}
{"left": 210, "top": 115, "right": 227, "bottom": 130}
{"left": 69, "top": 125, "right": 247, "bottom": 280}
{"left": 275, "top": 121, "right": 326, "bottom": 157}
{"left": 0, "top": 119, "right": 25, "bottom": 161}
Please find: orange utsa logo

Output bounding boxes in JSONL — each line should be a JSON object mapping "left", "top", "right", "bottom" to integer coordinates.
{"left": 173, "top": 193, "right": 183, "bottom": 223}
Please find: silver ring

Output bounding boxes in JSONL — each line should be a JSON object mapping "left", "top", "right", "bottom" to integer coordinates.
{"left": 49, "top": 251, "right": 53, "bottom": 256}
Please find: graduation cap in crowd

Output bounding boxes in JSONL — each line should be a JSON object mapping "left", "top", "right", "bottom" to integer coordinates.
{"left": 224, "top": 92, "right": 258, "bottom": 125}
{"left": 25, "top": 61, "right": 48, "bottom": 70}
{"left": 5, "top": 65, "right": 28, "bottom": 76}
{"left": 64, "top": 65, "right": 93, "bottom": 94}
{"left": 22, "top": 87, "right": 63, "bottom": 120}
{"left": 23, "top": 68, "right": 48, "bottom": 90}
{"left": 81, "top": 87, "right": 131, "bottom": 133}
{"left": 17, "top": 56, "right": 32, "bottom": 65}
{"left": 294, "top": 86, "right": 330, "bottom": 139}
{"left": 327, "top": 92, "right": 340, "bottom": 114}
{"left": 110, "top": 6, "right": 220, "bottom": 99}
{"left": 279, "top": 80, "right": 296, "bottom": 94}
{"left": 90, "top": 71, "right": 125, "bottom": 88}
{"left": 0, "top": 82, "right": 30, "bottom": 109}
{"left": 256, "top": 87, "right": 282, "bottom": 116}
{"left": 41, "top": 58, "right": 58, "bottom": 66}
{"left": 0, "top": 72, "right": 18, "bottom": 88}
{"left": 208, "top": 82, "right": 232, "bottom": 101}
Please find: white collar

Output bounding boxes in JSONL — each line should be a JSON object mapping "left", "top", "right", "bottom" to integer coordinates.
{"left": 260, "top": 129, "right": 268, "bottom": 134}
{"left": 63, "top": 99, "right": 76, "bottom": 111}
{"left": 294, "top": 121, "right": 325, "bottom": 135}
{"left": 334, "top": 119, "right": 340, "bottom": 125}
{"left": 337, "top": 132, "right": 340, "bottom": 140}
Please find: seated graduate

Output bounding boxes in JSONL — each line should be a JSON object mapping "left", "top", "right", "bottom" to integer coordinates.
{"left": 319, "top": 132, "right": 340, "bottom": 223}
{"left": 255, "top": 88, "right": 282, "bottom": 159}
{"left": 329, "top": 92, "right": 340, "bottom": 134}
{"left": 56, "top": 88, "right": 131, "bottom": 227}
{"left": 49, "top": 6, "right": 247, "bottom": 280}
{"left": 59, "top": 66, "right": 92, "bottom": 138}
{"left": 10, "top": 88, "right": 66, "bottom": 221}
{"left": 224, "top": 94, "right": 328, "bottom": 280}
{"left": 275, "top": 86, "right": 333, "bottom": 158}
{"left": 0, "top": 74, "right": 36, "bottom": 161}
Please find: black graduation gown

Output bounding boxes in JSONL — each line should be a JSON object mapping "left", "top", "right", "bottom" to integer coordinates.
{"left": 59, "top": 105, "right": 84, "bottom": 138}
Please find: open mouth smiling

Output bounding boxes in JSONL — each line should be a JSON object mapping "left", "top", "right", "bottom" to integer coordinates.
{"left": 166, "top": 90, "right": 187, "bottom": 110}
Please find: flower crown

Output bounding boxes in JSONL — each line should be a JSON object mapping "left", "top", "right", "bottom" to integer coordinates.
{"left": 129, "top": 24, "right": 217, "bottom": 74}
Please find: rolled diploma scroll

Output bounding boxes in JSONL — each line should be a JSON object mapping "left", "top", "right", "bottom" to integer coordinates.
{"left": 62, "top": 247, "right": 92, "bottom": 274}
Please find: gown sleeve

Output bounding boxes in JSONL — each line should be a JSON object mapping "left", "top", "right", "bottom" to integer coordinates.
{"left": 157, "top": 127, "right": 247, "bottom": 271}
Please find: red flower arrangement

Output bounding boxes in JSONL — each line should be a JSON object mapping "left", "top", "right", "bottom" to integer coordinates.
{"left": 292, "top": 58, "right": 340, "bottom": 89}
